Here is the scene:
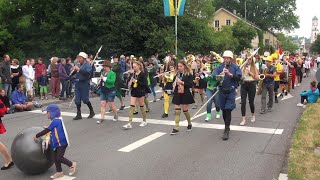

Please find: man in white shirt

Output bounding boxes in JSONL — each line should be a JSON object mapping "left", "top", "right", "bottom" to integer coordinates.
{"left": 22, "top": 59, "right": 35, "bottom": 97}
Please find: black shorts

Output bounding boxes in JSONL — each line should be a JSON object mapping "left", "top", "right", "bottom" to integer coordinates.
{"left": 274, "top": 81, "right": 280, "bottom": 91}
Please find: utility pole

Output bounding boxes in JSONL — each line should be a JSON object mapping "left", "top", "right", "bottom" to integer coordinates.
{"left": 175, "top": 0, "right": 178, "bottom": 56}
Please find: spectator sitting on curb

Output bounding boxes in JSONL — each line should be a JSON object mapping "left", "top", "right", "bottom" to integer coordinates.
{"left": 11, "top": 84, "right": 33, "bottom": 112}
{"left": 297, "top": 81, "right": 320, "bottom": 108}
{"left": 0, "top": 89, "right": 13, "bottom": 114}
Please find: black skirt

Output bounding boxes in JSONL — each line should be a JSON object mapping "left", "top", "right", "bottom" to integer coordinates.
{"left": 131, "top": 88, "right": 146, "bottom": 98}
{"left": 172, "top": 88, "right": 195, "bottom": 105}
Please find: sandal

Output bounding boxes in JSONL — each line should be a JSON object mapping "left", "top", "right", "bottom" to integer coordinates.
{"left": 1, "top": 162, "right": 14, "bottom": 170}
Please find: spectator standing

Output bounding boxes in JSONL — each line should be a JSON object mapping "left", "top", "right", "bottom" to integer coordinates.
{"left": 38, "top": 70, "right": 49, "bottom": 100}
{"left": 119, "top": 55, "right": 127, "bottom": 81}
{"left": 0, "top": 55, "right": 13, "bottom": 97}
{"left": 35, "top": 58, "right": 47, "bottom": 96}
{"left": 58, "top": 59, "right": 68, "bottom": 100}
{"left": 10, "top": 59, "right": 22, "bottom": 92}
{"left": 65, "top": 58, "right": 73, "bottom": 98}
{"left": 50, "top": 57, "right": 60, "bottom": 98}
{"left": 22, "top": 59, "right": 35, "bottom": 97}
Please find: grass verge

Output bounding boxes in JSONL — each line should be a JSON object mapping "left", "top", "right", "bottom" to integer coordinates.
{"left": 288, "top": 102, "right": 320, "bottom": 180}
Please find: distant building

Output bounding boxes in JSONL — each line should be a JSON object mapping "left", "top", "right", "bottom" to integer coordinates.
{"left": 311, "top": 16, "right": 319, "bottom": 43}
{"left": 211, "top": 8, "right": 278, "bottom": 50}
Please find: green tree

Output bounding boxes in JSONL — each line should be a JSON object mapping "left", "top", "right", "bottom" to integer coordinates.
{"left": 311, "top": 35, "right": 320, "bottom": 54}
{"left": 231, "top": 21, "right": 256, "bottom": 53}
{"left": 0, "top": 0, "right": 221, "bottom": 61}
{"left": 277, "top": 33, "right": 299, "bottom": 53}
{"left": 213, "top": 0, "right": 299, "bottom": 31}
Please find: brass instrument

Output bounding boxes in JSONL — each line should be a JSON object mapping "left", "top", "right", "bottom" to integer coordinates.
{"left": 153, "top": 71, "right": 170, "bottom": 78}
{"left": 123, "top": 69, "right": 134, "bottom": 75}
{"left": 257, "top": 66, "right": 268, "bottom": 95}
{"left": 210, "top": 51, "right": 223, "bottom": 63}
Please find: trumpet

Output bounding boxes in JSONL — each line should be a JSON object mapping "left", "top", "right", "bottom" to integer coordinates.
{"left": 153, "top": 71, "right": 170, "bottom": 78}
{"left": 123, "top": 69, "right": 134, "bottom": 75}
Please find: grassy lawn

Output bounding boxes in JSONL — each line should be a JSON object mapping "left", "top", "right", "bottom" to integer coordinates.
{"left": 288, "top": 102, "right": 320, "bottom": 180}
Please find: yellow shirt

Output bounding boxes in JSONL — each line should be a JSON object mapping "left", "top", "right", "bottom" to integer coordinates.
{"left": 274, "top": 63, "right": 283, "bottom": 81}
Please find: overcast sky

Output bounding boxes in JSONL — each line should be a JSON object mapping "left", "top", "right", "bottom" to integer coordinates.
{"left": 291, "top": 0, "right": 320, "bottom": 37}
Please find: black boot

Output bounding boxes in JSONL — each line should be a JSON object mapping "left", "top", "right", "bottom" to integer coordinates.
{"left": 222, "top": 128, "right": 230, "bottom": 141}
{"left": 73, "top": 111, "right": 82, "bottom": 120}
{"left": 275, "top": 96, "right": 279, "bottom": 103}
{"left": 87, "top": 102, "right": 95, "bottom": 119}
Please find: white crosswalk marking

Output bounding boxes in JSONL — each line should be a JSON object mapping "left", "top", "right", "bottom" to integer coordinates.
{"left": 118, "top": 132, "right": 166, "bottom": 152}
{"left": 56, "top": 175, "right": 76, "bottom": 180}
{"left": 29, "top": 110, "right": 284, "bottom": 135}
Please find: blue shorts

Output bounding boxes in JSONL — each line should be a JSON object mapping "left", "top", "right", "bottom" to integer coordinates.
{"left": 100, "top": 90, "right": 116, "bottom": 102}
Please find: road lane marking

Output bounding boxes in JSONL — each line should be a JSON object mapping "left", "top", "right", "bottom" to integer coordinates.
{"left": 278, "top": 173, "right": 288, "bottom": 180}
{"left": 281, "top": 93, "right": 293, "bottom": 101}
{"left": 56, "top": 175, "right": 76, "bottom": 180}
{"left": 118, "top": 132, "right": 166, "bottom": 152}
{"left": 29, "top": 110, "right": 283, "bottom": 135}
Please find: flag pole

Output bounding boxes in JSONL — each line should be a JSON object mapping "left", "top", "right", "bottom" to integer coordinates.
{"left": 175, "top": 0, "right": 178, "bottom": 56}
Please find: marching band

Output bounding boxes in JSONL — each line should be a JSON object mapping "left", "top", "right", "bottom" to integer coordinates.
{"left": 82, "top": 49, "right": 312, "bottom": 140}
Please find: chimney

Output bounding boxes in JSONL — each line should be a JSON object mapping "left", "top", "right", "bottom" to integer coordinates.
{"left": 233, "top": 10, "right": 236, "bottom": 14}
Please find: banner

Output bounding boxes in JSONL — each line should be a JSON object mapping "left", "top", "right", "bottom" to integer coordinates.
{"left": 177, "top": 0, "right": 186, "bottom": 16}
{"left": 163, "top": 0, "right": 175, "bottom": 17}
{"left": 164, "top": 0, "right": 186, "bottom": 16}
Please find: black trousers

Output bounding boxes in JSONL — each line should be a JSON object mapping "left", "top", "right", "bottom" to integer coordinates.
{"left": 54, "top": 145, "right": 73, "bottom": 172}
{"left": 240, "top": 81, "right": 256, "bottom": 116}
{"left": 301, "top": 95, "right": 309, "bottom": 104}
{"left": 222, "top": 110, "right": 232, "bottom": 129}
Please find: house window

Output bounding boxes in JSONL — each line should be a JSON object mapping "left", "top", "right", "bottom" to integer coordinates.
{"left": 226, "top": 20, "right": 231, "bottom": 26}
{"left": 265, "top": 39, "right": 270, "bottom": 46}
{"left": 214, "top": 20, "right": 220, "bottom": 28}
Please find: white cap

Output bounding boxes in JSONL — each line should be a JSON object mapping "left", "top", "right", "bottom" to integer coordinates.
{"left": 222, "top": 50, "right": 234, "bottom": 58}
{"left": 77, "top": 52, "right": 88, "bottom": 59}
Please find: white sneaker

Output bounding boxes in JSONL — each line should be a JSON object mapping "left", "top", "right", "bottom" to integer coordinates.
{"left": 139, "top": 122, "right": 147, "bottom": 127}
{"left": 113, "top": 115, "right": 118, "bottom": 122}
{"left": 294, "top": 84, "right": 297, "bottom": 87}
{"left": 123, "top": 123, "right": 132, "bottom": 129}
{"left": 251, "top": 116, "right": 256, "bottom": 123}
{"left": 216, "top": 114, "right": 221, "bottom": 119}
{"left": 205, "top": 117, "right": 211, "bottom": 122}
{"left": 240, "top": 120, "right": 246, "bottom": 126}
{"left": 96, "top": 120, "right": 104, "bottom": 124}
{"left": 297, "top": 103, "right": 304, "bottom": 107}
{"left": 297, "top": 83, "right": 300, "bottom": 87}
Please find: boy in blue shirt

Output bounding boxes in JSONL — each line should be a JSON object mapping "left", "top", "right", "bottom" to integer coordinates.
{"left": 34, "top": 104, "right": 77, "bottom": 179}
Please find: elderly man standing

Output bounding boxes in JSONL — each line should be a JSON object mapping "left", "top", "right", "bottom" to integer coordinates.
{"left": 0, "top": 54, "right": 12, "bottom": 97}
{"left": 72, "top": 52, "right": 95, "bottom": 120}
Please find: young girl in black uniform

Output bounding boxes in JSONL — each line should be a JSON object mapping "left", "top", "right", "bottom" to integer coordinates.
{"left": 161, "top": 64, "right": 176, "bottom": 118}
{"left": 171, "top": 60, "right": 194, "bottom": 135}
{"left": 123, "top": 61, "right": 150, "bottom": 129}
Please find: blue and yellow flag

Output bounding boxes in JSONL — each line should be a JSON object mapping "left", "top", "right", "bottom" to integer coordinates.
{"left": 163, "top": 0, "right": 175, "bottom": 16}
{"left": 177, "top": 0, "right": 186, "bottom": 16}
{"left": 163, "top": 0, "right": 186, "bottom": 16}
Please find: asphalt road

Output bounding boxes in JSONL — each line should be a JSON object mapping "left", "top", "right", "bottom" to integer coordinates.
{"left": 0, "top": 70, "right": 316, "bottom": 180}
